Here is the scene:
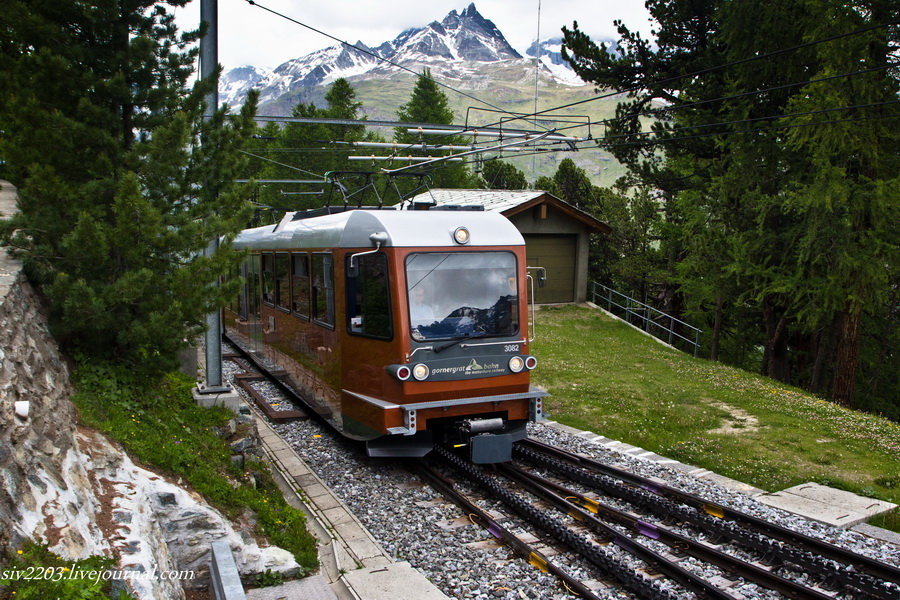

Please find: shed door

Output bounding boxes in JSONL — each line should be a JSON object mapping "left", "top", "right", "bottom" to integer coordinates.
{"left": 524, "top": 234, "right": 576, "bottom": 303}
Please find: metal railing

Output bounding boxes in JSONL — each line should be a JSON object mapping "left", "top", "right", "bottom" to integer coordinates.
{"left": 210, "top": 540, "right": 246, "bottom": 600}
{"left": 589, "top": 282, "right": 702, "bottom": 357}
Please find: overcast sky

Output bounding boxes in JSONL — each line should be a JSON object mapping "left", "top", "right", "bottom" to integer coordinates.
{"left": 173, "top": 0, "right": 654, "bottom": 70}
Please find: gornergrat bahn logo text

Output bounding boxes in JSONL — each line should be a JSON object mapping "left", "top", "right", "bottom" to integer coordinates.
{"left": 430, "top": 358, "right": 504, "bottom": 377}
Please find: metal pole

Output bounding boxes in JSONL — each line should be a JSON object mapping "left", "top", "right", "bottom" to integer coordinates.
{"left": 199, "top": 0, "right": 227, "bottom": 392}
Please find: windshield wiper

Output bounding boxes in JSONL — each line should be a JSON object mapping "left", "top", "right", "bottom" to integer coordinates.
{"left": 433, "top": 331, "right": 486, "bottom": 354}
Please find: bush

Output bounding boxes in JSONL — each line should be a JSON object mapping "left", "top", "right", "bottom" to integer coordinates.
{"left": 71, "top": 361, "right": 318, "bottom": 572}
{"left": 0, "top": 542, "right": 134, "bottom": 600}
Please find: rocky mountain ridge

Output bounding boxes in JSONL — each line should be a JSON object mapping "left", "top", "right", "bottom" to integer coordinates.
{"left": 220, "top": 3, "right": 601, "bottom": 110}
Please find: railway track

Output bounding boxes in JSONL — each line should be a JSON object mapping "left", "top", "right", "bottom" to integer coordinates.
{"left": 221, "top": 340, "right": 899, "bottom": 600}
{"left": 517, "top": 440, "right": 900, "bottom": 597}
{"left": 428, "top": 444, "right": 900, "bottom": 599}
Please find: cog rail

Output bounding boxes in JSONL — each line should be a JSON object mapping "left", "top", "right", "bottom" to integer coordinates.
{"left": 412, "top": 460, "right": 604, "bottom": 600}
{"left": 499, "top": 462, "right": 833, "bottom": 600}
{"left": 519, "top": 439, "right": 899, "bottom": 599}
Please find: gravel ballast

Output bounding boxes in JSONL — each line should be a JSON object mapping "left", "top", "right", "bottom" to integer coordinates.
{"left": 225, "top": 357, "right": 899, "bottom": 599}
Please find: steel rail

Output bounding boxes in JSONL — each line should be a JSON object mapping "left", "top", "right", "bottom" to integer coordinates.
{"left": 411, "top": 462, "right": 603, "bottom": 600}
{"left": 500, "top": 463, "right": 835, "bottom": 600}
{"left": 518, "top": 440, "right": 900, "bottom": 599}
{"left": 222, "top": 331, "right": 324, "bottom": 421}
{"left": 436, "top": 446, "right": 680, "bottom": 600}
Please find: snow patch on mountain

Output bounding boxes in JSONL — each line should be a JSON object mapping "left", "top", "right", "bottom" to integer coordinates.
{"left": 220, "top": 4, "right": 594, "bottom": 109}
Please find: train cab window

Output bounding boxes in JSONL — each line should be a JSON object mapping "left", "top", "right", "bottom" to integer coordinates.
{"left": 346, "top": 253, "right": 392, "bottom": 340}
{"left": 406, "top": 251, "right": 518, "bottom": 341}
{"left": 261, "top": 253, "right": 275, "bottom": 305}
{"left": 275, "top": 253, "right": 290, "bottom": 310}
{"left": 311, "top": 253, "right": 335, "bottom": 328}
{"left": 291, "top": 253, "right": 311, "bottom": 318}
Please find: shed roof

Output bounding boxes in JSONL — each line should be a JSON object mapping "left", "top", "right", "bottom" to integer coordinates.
{"left": 407, "top": 189, "right": 611, "bottom": 234}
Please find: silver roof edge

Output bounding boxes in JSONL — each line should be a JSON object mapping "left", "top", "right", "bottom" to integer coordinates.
{"left": 232, "top": 209, "right": 523, "bottom": 251}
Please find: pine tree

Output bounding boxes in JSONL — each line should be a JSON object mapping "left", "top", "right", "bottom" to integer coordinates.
{"left": 394, "top": 70, "right": 476, "bottom": 192}
{"left": 479, "top": 160, "right": 528, "bottom": 190}
{"left": 249, "top": 78, "right": 384, "bottom": 212}
{"left": 777, "top": 0, "right": 900, "bottom": 406}
{"left": 561, "top": 0, "right": 899, "bottom": 410}
{"left": 0, "top": 0, "right": 258, "bottom": 372}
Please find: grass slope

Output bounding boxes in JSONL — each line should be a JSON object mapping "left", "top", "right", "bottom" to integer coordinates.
{"left": 531, "top": 305, "right": 900, "bottom": 526}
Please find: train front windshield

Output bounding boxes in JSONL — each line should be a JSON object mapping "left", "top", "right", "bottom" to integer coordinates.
{"left": 406, "top": 252, "right": 519, "bottom": 341}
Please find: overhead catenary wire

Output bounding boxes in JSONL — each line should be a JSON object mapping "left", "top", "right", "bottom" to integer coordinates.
{"left": 240, "top": 150, "right": 326, "bottom": 179}
{"left": 237, "top": 7, "right": 897, "bottom": 188}
{"left": 531, "top": 61, "right": 900, "bottom": 139}
{"left": 459, "top": 18, "right": 900, "bottom": 135}
{"left": 381, "top": 130, "right": 556, "bottom": 174}
{"left": 241, "top": 97, "right": 897, "bottom": 171}
{"left": 453, "top": 108, "right": 900, "bottom": 168}
{"left": 596, "top": 98, "right": 900, "bottom": 144}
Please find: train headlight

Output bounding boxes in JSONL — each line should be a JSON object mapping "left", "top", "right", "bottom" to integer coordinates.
{"left": 412, "top": 363, "right": 430, "bottom": 381}
{"left": 524, "top": 356, "right": 538, "bottom": 370}
{"left": 452, "top": 227, "right": 470, "bottom": 245}
{"left": 508, "top": 356, "right": 525, "bottom": 373}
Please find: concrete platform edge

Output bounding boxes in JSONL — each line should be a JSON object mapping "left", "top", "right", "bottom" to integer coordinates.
{"left": 254, "top": 417, "right": 449, "bottom": 600}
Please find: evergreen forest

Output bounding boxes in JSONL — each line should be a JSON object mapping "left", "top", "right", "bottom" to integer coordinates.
{"left": 1, "top": 0, "right": 897, "bottom": 420}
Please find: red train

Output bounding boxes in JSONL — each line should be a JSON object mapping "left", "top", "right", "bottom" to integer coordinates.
{"left": 224, "top": 205, "right": 545, "bottom": 463}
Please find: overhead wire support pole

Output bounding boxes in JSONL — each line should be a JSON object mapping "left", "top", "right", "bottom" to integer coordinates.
{"left": 197, "top": 0, "right": 230, "bottom": 395}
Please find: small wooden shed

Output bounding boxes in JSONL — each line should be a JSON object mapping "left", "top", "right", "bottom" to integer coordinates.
{"left": 408, "top": 190, "right": 610, "bottom": 303}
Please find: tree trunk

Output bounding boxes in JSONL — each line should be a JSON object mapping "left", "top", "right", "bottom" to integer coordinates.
{"left": 831, "top": 300, "right": 862, "bottom": 407}
{"left": 809, "top": 314, "right": 838, "bottom": 394}
{"left": 710, "top": 292, "right": 724, "bottom": 361}
{"left": 762, "top": 300, "right": 791, "bottom": 382}
{"left": 119, "top": 2, "right": 133, "bottom": 149}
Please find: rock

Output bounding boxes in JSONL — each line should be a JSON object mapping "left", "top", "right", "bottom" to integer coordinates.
{"left": 230, "top": 436, "right": 255, "bottom": 453}
{"left": 156, "top": 492, "right": 178, "bottom": 507}
{"left": 0, "top": 184, "right": 300, "bottom": 599}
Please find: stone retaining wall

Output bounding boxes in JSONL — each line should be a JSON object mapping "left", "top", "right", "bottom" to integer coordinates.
{"left": 0, "top": 181, "right": 297, "bottom": 598}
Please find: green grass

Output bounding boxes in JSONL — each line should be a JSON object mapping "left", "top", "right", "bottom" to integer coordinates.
{"left": 71, "top": 362, "right": 319, "bottom": 574}
{"left": 1, "top": 541, "right": 134, "bottom": 599}
{"left": 531, "top": 305, "right": 900, "bottom": 528}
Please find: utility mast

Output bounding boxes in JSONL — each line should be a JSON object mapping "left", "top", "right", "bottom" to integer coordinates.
{"left": 195, "top": 0, "right": 239, "bottom": 408}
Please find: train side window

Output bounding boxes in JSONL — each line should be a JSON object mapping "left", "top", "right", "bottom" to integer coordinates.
{"left": 346, "top": 253, "right": 392, "bottom": 340}
{"left": 291, "top": 253, "right": 310, "bottom": 319}
{"left": 311, "top": 253, "right": 334, "bottom": 328}
{"left": 275, "top": 253, "right": 290, "bottom": 311}
{"left": 247, "top": 254, "right": 260, "bottom": 320}
{"left": 261, "top": 253, "right": 275, "bottom": 305}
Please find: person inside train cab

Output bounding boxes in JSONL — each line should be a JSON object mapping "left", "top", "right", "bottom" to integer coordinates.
{"left": 409, "top": 284, "right": 436, "bottom": 330}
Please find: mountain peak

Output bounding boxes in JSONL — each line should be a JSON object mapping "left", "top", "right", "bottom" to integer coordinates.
{"left": 220, "top": 4, "right": 574, "bottom": 109}
{"left": 460, "top": 3, "right": 483, "bottom": 20}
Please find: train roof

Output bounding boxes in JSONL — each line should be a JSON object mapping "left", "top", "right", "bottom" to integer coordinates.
{"left": 231, "top": 208, "right": 525, "bottom": 250}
